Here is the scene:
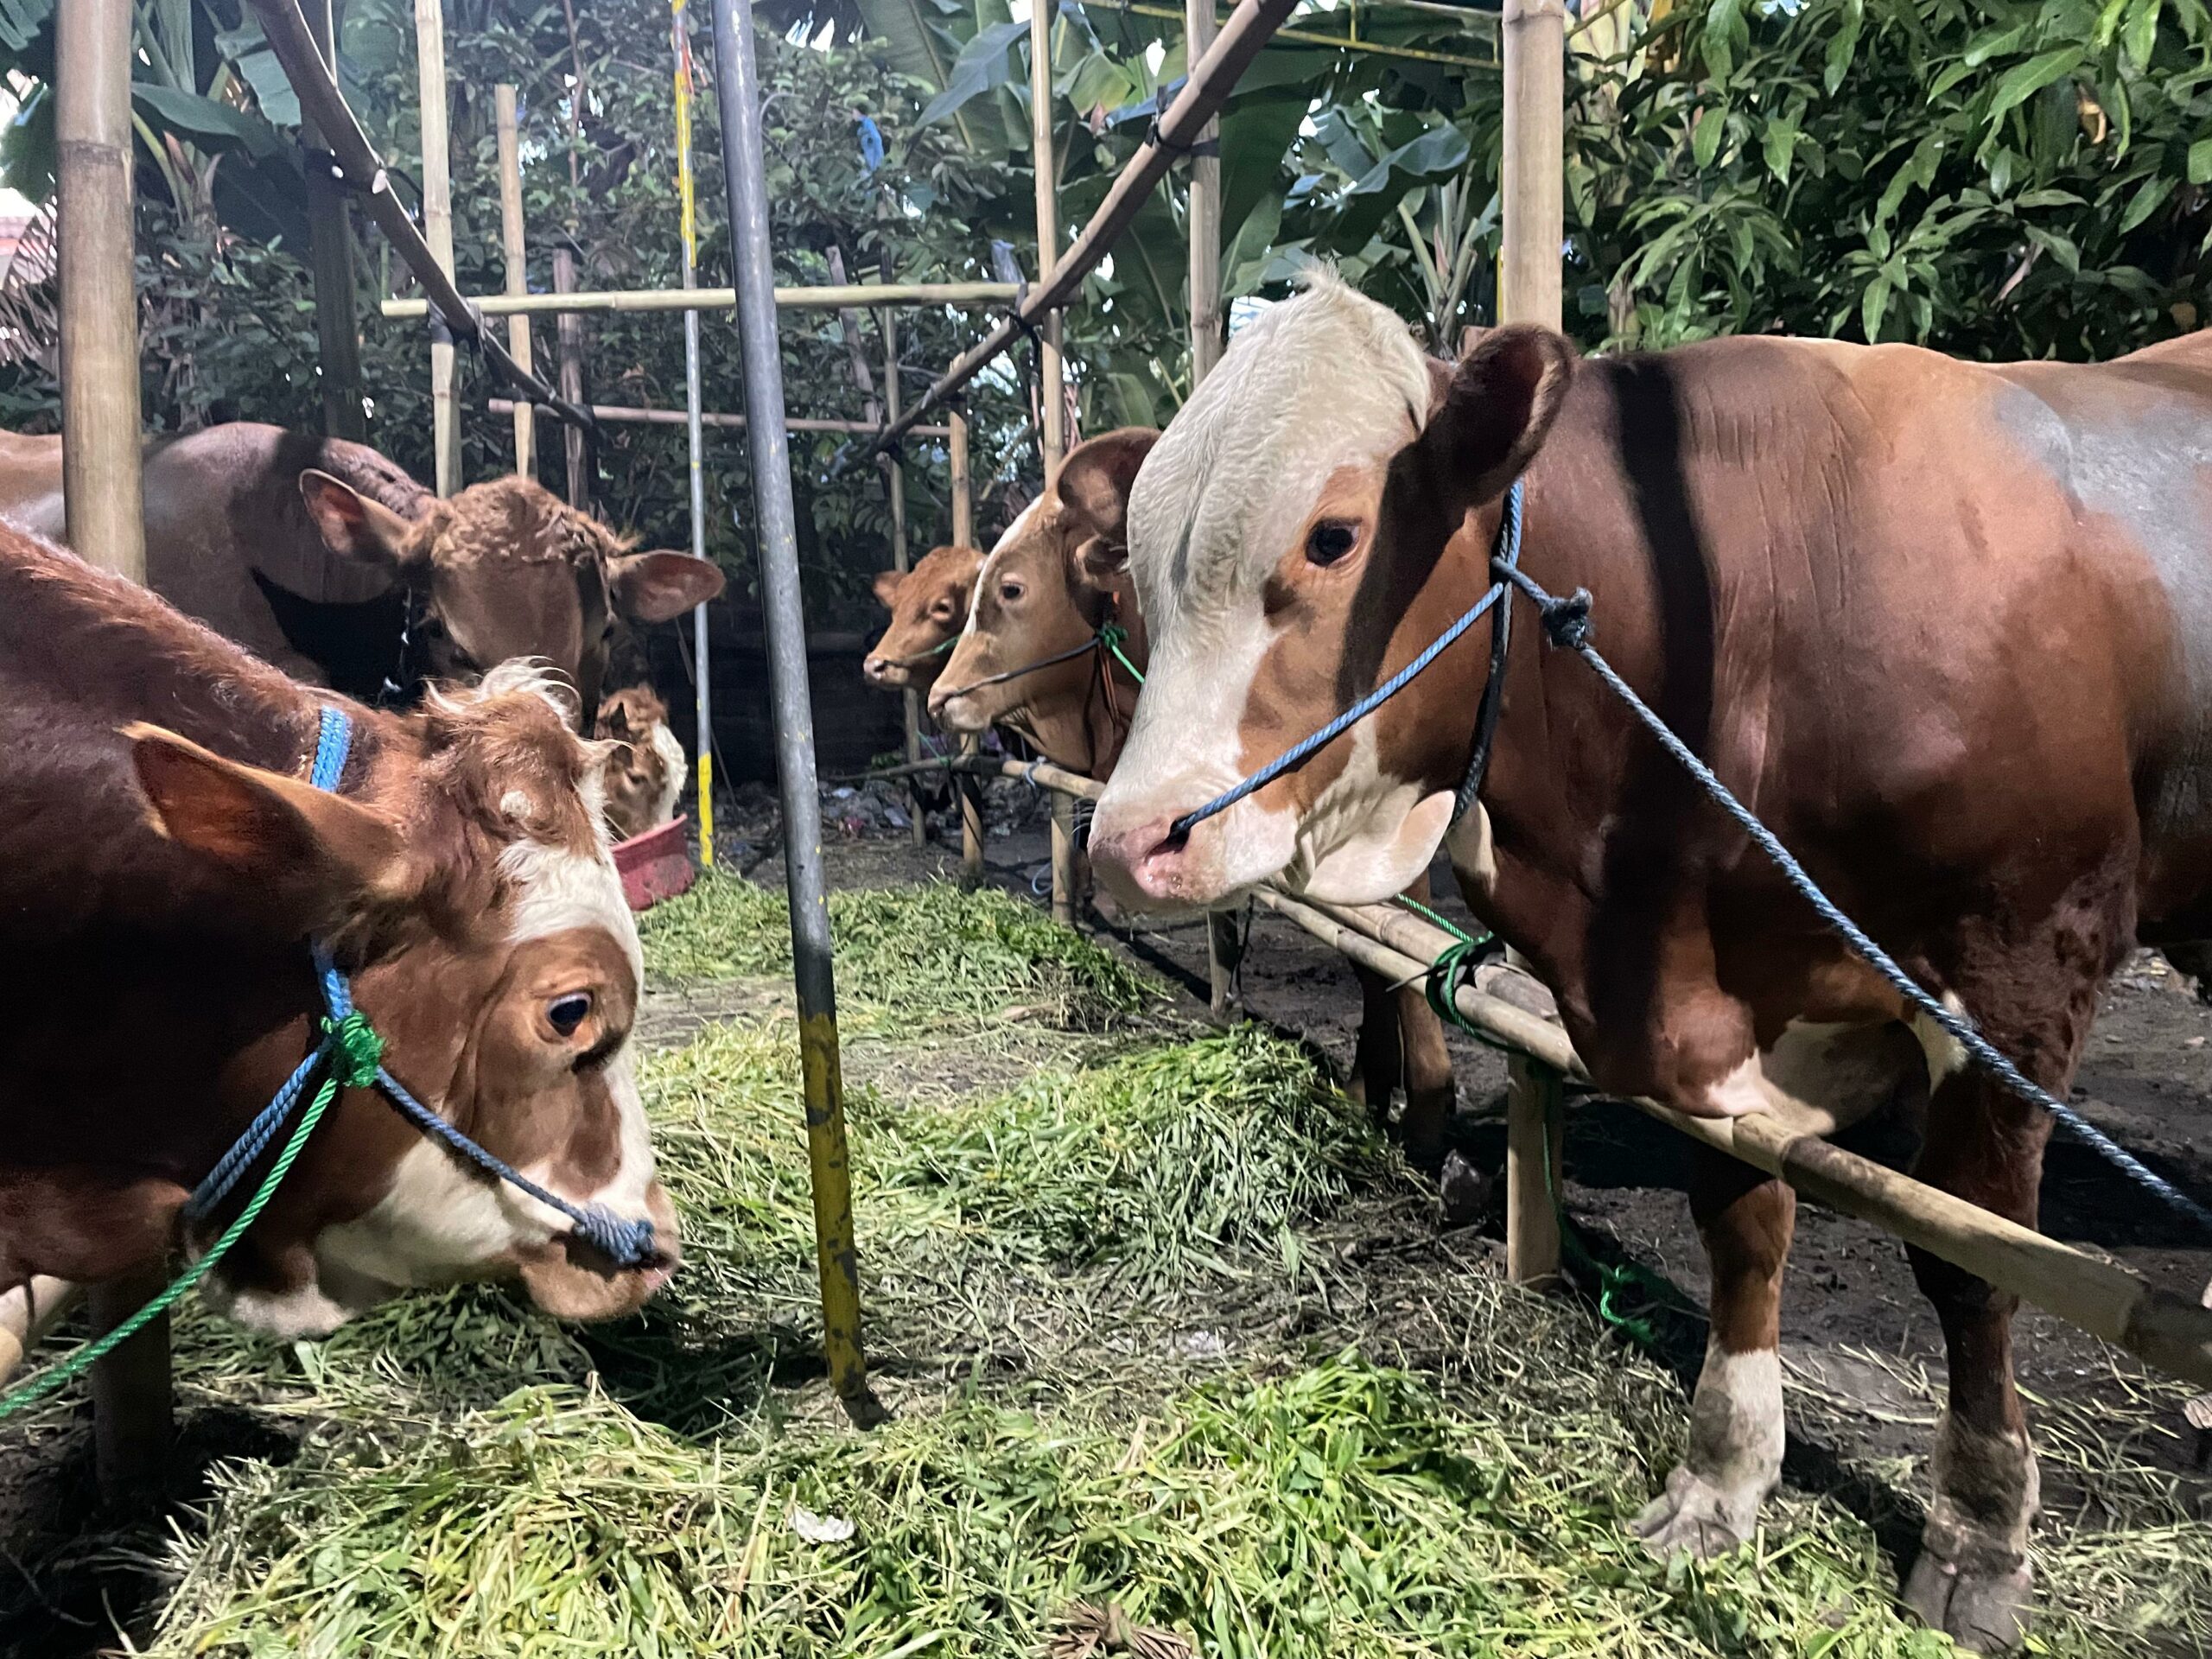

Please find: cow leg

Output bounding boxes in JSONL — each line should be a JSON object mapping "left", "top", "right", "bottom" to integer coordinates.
{"left": 1348, "top": 961, "right": 1406, "bottom": 1136}
{"left": 1900, "top": 1061, "right": 2057, "bottom": 1653}
{"left": 1633, "top": 1144, "right": 1794, "bottom": 1555}
{"left": 1395, "top": 980, "right": 1455, "bottom": 1174}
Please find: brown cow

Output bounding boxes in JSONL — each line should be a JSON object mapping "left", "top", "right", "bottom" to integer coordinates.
{"left": 932, "top": 432, "right": 1463, "bottom": 1176}
{"left": 1090, "top": 274, "right": 2212, "bottom": 1648}
{"left": 595, "top": 684, "right": 688, "bottom": 843}
{"left": 0, "top": 519, "right": 677, "bottom": 1335}
{"left": 0, "top": 423, "right": 724, "bottom": 726}
{"left": 865, "top": 543, "right": 984, "bottom": 690}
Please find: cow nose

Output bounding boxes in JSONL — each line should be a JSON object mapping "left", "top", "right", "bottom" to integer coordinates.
{"left": 862, "top": 655, "right": 892, "bottom": 684}
{"left": 1090, "top": 815, "right": 1192, "bottom": 905}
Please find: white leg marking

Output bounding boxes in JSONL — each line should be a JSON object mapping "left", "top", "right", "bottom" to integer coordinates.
{"left": 1444, "top": 800, "right": 1498, "bottom": 899}
{"left": 1910, "top": 992, "right": 1971, "bottom": 1091}
{"left": 1632, "top": 1341, "right": 1784, "bottom": 1557}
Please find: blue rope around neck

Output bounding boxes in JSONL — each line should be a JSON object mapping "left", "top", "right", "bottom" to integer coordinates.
{"left": 184, "top": 705, "right": 660, "bottom": 1270}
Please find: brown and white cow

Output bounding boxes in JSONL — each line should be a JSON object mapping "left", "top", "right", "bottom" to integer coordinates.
{"left": 931, "top": 432, "right": 1463, "bottom": 1177}
{"left": 865, "top": 543, "right": 985, "bottom": 691}
{"left": 595, "top": 684, "right": 688, "bottom": 843}
{"left": 0, "top": 423, "right": 724, "bottom": 726}
{"left": 0, "top": 518, "right": 677, "bottom": 1336}
{"left": 1089, "top": 274, "right": 2212, "bottom": 1649}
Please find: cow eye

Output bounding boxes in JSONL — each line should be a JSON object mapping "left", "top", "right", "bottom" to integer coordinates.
{"left": 931, "top": 601, "right": 953, "bottom": 620}
{"left": 1306, "top": 521, "right": 1361, "bottom": 567}
{"left": 999, "top": 578, "right": 1025, "bottom": 603}
{"left": 546, "top": 993, "right": 594, "bottom": 1038}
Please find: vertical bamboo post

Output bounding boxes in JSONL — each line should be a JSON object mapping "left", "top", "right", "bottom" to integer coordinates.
{"left": 302, "top": 0, "right": 366, "bottom": 443}
{"left": 1185, "top": 0, "right": 1223, "bottom": 382}
{"left": 1050, "top": 793, "right": 1078, "bottom": 925}
{"left": 494, "top": 86, "right": 535, "bottom": 478}
{"left": 881, "top": 301, "right": 924, "bottom": 849}
{"left": 1500, "top": 0, "right": 1567, "bottom": 331}
{"left": 552, "top": 248, "right": 590, "bottom": 508}
{"left": 1505, "top": 1053, "right": 1566, "bottom": 1285}
{"left": 1029, "top": 0, "right": 1065, "bottom": 474}
{"left": 949, "top": 399, "right": 973, "bottom": 546}
{"left": 60, "top": 0, "right": 167, "bottom": 1497}
{"left": 415, "top": 0, "right": 461, "bottom": 496}
{"left": 672, "top": 1, "right": 714, "bottom": 866}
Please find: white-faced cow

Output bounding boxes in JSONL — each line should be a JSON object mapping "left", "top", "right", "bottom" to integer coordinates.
{"left": 595, "top": 683, "right": 688, "bottom": 843}
{"left": 0, "top": 423, "right": 724, "bottom": 728}
{"left": 931, "top": 433, "right": 1463, "bottom": 1178}
{"left": 0, "top": 518, "right": 677, "bottom": 1335}
{"left": 1090, "top": 273, "right": 2212, "bottom": 1649}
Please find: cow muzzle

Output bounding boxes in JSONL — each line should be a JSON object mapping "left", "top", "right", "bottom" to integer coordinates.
{"left": 516, "top": 1179, "right": 681, "bottom": 1322}
{"left": 1091, "top": 791, "right": 1296, "bottom": 915}
{"left": 862, "top": 654, "right": 908, "bottom": 689}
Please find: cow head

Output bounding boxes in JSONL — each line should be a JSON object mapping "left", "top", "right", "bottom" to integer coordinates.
{"left": 929, "top": 431, "right": 1156, "bottom": 749}
{"left": 1090, "top": 277, "right": 1573, "bottom": 912}
{"left": 300, "top": 472, "right": 725, "bottom": 728}
{"left": 594, "top": 683, "right": 686, "bottom": 843}
{"left": 128, "top": 665, "right": 679, "bottom": 1336}
{"left": 864, "top": 543, "right": 984, "bottom": 689}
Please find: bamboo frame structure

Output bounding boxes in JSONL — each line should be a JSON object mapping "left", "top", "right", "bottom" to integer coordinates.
{"left": 488, "top": 397, "right": 950, "bottom": 437}
{"left": 494, "top": 85, "right": 535, "bottom": 476}
{"left": 302, "top": 0, "right": 367, "bottom": 442}
{"left": 415, "top": 0, "right": 461, "bottom": 494}
{"left": 383, "top": 282, "right": 1020, "bottom": 319}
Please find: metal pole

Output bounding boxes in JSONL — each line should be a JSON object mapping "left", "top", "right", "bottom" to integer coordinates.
{"left": 1501, "top": 0, "right": 1567, "bottom": 330}
{"left": 673, "top": 1, "right": 715, "bottom": 868}
{"left": 59, "top": 0, "right": 168, "bottom": 1496}
{"left": 1030, "top": 0, "right": 1065, "bottom": 474}
{"left": 881, "top": 300, "right": 924, "bottom": 849}
{"left": 709, "top": 0, "right": 868, "bottom": 1408}
{"left": 495, "top": 86, "right": 535, "bottom": 477}
{"left": 414, "top": 0, "right": 461, "bottom": 495}
{"left": 302, "top": 0, "right": 366, "bottom": 443}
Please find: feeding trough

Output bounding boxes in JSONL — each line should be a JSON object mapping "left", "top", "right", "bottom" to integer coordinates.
{"left": 613, "top": 815, "right": 696, "bottom": 912}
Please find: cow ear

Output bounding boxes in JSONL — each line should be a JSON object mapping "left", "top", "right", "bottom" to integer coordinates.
{"left": 1421, "top": 324, "right": 1575, "bottom": 512}
{"left": 1054, "top": 428, "right": 1158, "bottom": 548}
{"left": 125, "top": 722, "right": 410, "bottom": 923}
{"left": 873, "top": 569, "right": 907, "bottom": 609}
{"left": 607, "top": 550, "right": 725, "bottom": 625}
{"left": 1073, "top": 536, "right": 1128, "bottom": 590}
{"left": 300, "top": 471, "right": 427, "bottom": 575}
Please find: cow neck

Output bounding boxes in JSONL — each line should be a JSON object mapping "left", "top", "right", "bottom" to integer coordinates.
{"left": 1035, "top": 584, "right": 1147, "bottom": 781}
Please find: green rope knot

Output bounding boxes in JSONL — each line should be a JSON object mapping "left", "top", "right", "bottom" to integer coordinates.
{"left": 1423, "top": 937, "right": 1491, "bottom": 1035}
{"left": 1096, "top": 622, "right": 1145, "bottom": 683}
{"left": 322, "top": 1010, "right": 386, "bottom": 1089}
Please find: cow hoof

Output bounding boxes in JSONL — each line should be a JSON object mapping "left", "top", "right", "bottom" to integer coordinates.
{"left": 1629, "top": 1465, "right": 1759, "bottom": 1558}
{"left": 1438, "top": 1148, "right": 1490, "bottom": 1226}
{"left": 1902, "top": 1548, "right": 2032, "bottom": 1654}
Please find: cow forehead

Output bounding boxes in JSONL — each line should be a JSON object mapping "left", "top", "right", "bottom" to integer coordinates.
{"left": 1128, "top": 280, "right": 1433, "bottom": 615}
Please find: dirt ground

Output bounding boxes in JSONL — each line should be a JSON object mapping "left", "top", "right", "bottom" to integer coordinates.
{"left": 771, "top": 786, "right": 2212, "bottom": 1518}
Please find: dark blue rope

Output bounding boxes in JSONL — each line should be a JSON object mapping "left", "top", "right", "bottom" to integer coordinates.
{"left": 1497, "top": 560, "right": 2212, "bottom": 1237}
{"left": 184, "top": 705, "right": 661, "bottom": 1269}
{"left": 1167, "top": 482, "right": 1522, "bottom": 842}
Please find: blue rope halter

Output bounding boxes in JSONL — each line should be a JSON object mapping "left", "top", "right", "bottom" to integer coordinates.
{"left": 184, "top": 704, "right": 661, "bottom": 1270}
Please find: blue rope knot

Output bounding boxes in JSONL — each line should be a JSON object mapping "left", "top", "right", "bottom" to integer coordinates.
{"left": 1539, "top": 588, "right": 1594, "bottom": 652}
{"left": 574, "top": 1208, "right": 659, "bottom": 1268}
{"left": 321, "top": 1009, "right": 386, "bottom": 1090}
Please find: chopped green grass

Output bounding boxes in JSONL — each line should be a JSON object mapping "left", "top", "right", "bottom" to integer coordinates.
{"left": 639, "top": 875, "right": 1158, "bottom": 1029}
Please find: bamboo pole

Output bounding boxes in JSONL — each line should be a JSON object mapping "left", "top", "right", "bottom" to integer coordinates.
{"left": 0, "top": 1279, "right": 79, "bottom": 1384}
{"left": 1051, "top": 792, "right": 1079, "bottom": 925}
{"left": 879, "top": 0, "right": 1300, "bottom": 454}
{"left": 1185, "top": 0, "right": 1224, "bottom": 384}
{"left": 672, "top": 0, "right": 714, "bottom": 869}
{"left": 414, "top": 0, "right": 460, "bottom": 495}
{"left": 881, "top": 301, "right": 926, "bottom": 850}
{"left": 1500, "top": 0, "right": 1567, "bottom": 330}
{"left": 302, "top": 0, "right": 366, "bottom": 443}
{"left": 487, "top": 397, "right": 950, "bottom": 437}
{"left": 383, "top": 282, "right": 1021, "bottom": 319}
{"left": 495, "top": 86, "right": 535, "bottom": 477}
{"left": 1031, "top": 0, "right": 1066, "bottom": 474}
{"left": 553, "top": 250, "right": 591, "bottom": 506}
{"left": 1505, "top": 1053, "right": 1566, "bottom": 1284}
{"left": 950, "top": 399, "right": 973, "bottom": 544}
{"left": 60, "top": 0, "right": 168, "bottom": 1497}
{"left": 951, "top": 403, "right": 982, "bottom": 879}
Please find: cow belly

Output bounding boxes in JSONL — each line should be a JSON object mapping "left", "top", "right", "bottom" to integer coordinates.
{"left": 1700, "top": 1018, "right": 1930, "bottom": 1136}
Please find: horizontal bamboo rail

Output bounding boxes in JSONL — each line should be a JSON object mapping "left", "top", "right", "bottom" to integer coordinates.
{"left": 388, "top": 282, "right": 1018, "bottom": 320}
{"left": 245, "top": 0, "right": 598, "bottom": 434}
{"left": 0, "top": 1278, "right": 78, "bottom": 1384}
{"left": 487, "top": 397, "right": 950, "bottom": 439}
{"left": 876, "top": 0, "right": 1302, "bottom": 454}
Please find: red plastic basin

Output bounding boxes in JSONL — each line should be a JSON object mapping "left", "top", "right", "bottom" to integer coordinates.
{"left": 613, "top": 815, "right": 696, "bottom": 912}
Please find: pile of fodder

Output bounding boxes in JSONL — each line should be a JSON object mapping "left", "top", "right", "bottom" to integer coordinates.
{"left": 639, "top": 875, "right": 1157, "bottom": 1030}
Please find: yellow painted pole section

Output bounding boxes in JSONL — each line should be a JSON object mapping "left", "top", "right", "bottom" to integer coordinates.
{"left": 495, "top": 86, "right": 534, "bottom": 477}
{"left": 414, "top": 0, "right": 461, "bottom": 495}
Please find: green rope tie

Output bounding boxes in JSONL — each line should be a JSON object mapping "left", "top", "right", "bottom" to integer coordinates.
{"left": 1097, "top": 622, "right": 1145, "bottom": 684}
{"left": 1389, "top": 893, "right": 1497, "bottom": 1039}
{"left": 0, "top": 1015, "right": 379, "bottom": 1422}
